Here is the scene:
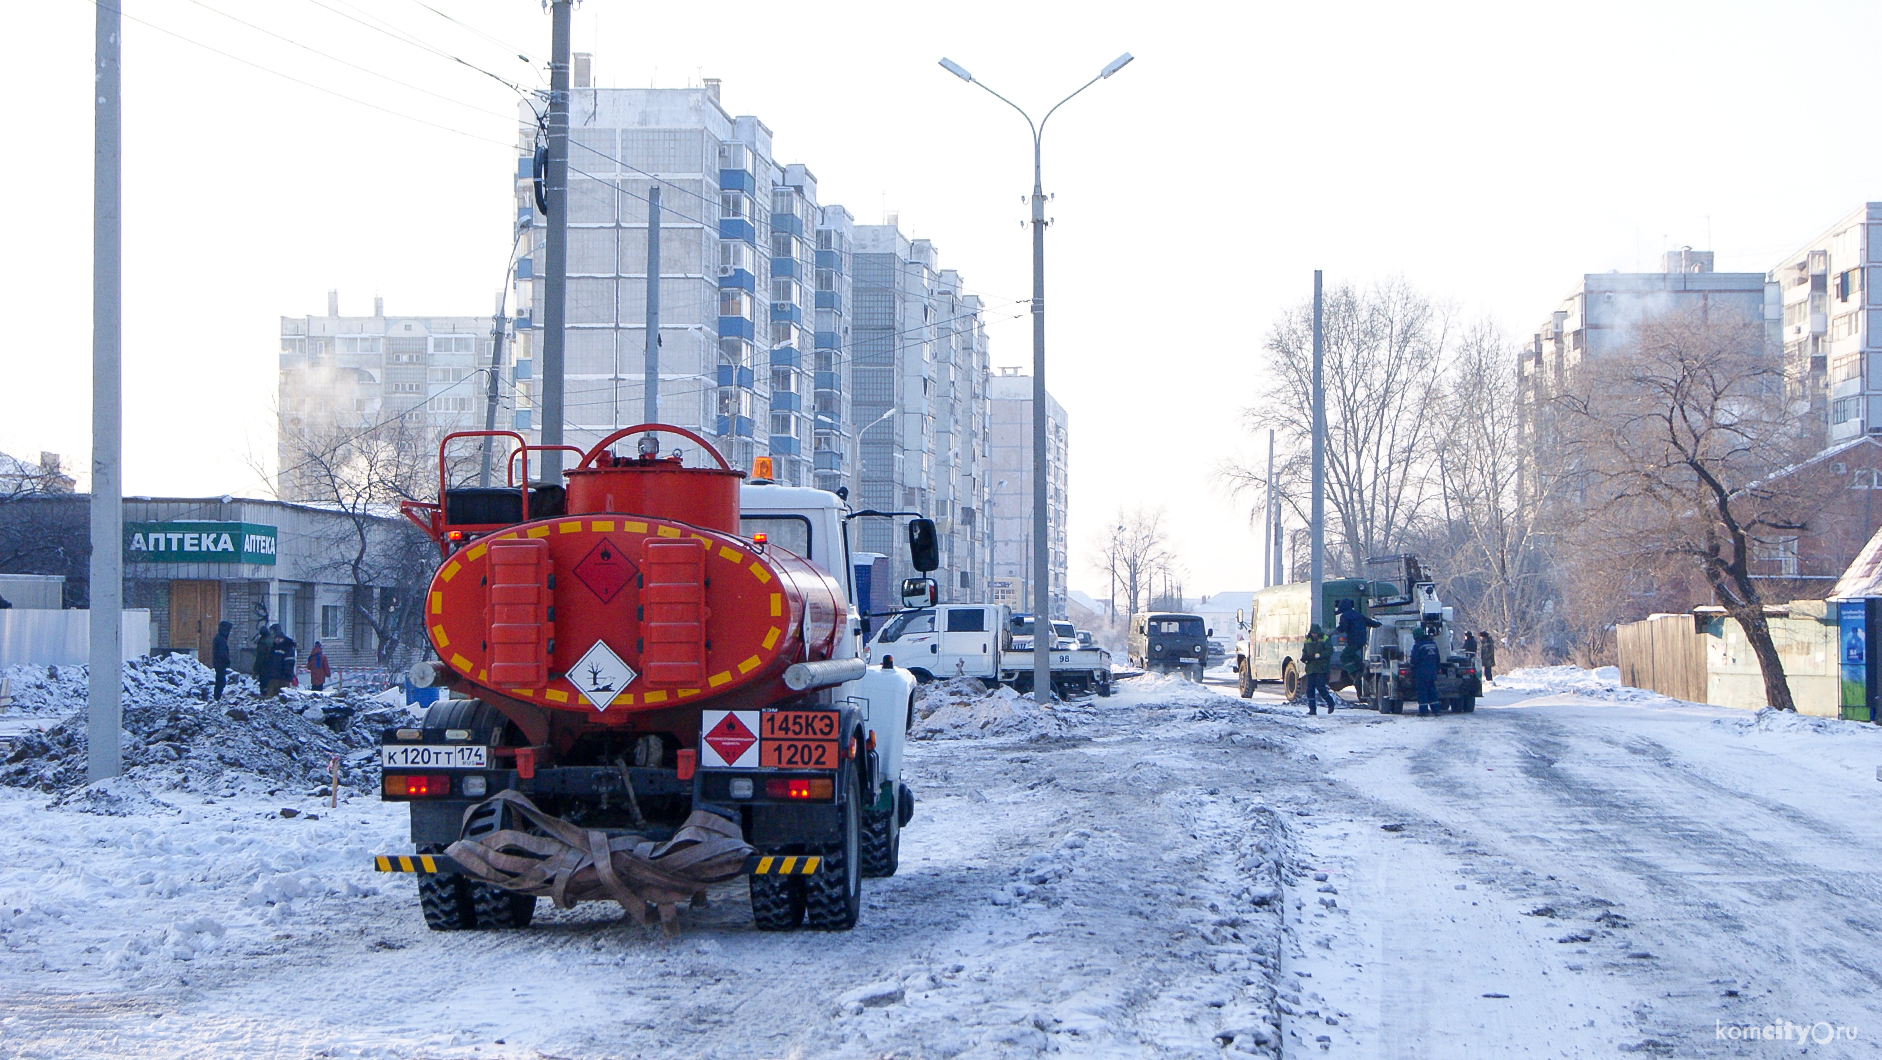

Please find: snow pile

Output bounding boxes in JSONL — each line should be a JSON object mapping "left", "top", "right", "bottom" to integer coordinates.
{"left": 1113, "top": 670, "right": 1234, "bottom": 710}
{"left": 0, "top": 685, "right": 409, "bottom": 802}
{"left": 1714, "top": 707, "right": 1882, "bottom": 738}
{"left": 2, "top": 654, "right": 262, "bottom": 713}
{"left": 911, "top": 677, "right": 1073, "bottom": 741}
{"left": 1496, "top": 665, "right": 1663, "bottom": 703}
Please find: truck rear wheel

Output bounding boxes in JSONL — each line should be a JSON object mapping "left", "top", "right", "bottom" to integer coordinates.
{"left": 803, "top": 765, "right": 863, "bottom": 931}
{"left": 1455, "top": 695, "right": 1476, "bottom": 714}
{"left": 1282, "top": 661, "right": 1299, "bottom": 700}
{"left": 861, "top": 795, "right": 900, "bottom": 878}
{"left": 417, "top": 845, "right": 476, "bottom": 931}
{"left": 749, "top": 874, "right": 805, "bottom": 930}
{"left": 471, "top": 885, "right": 536, "bottom": 928}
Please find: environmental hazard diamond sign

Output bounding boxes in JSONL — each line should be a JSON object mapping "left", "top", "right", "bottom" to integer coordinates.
{"left": 701, "top": 710, "right": 760, "bottom": 767}
{"left": 572, "top": 536, "right": 635, "bottom": 603}
{"left": 570, "top": 639, "right": 637, "bottom": 712}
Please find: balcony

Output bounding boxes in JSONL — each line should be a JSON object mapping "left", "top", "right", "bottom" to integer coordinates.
{"left": 815, "top": 450, "right": 842, "bottom": 471}
{"left": 718, "top": 268, "right": 754, "bottom": 291}
{"left": 716, "top": 364, "right": 755, "bottom": 388}
{"left": 770, "top": 303, "right": 803, "bottom": 325}
{"left": 815, "top": 371, "right": 841, "bottom": 392}
{"left": 771, "top": 256, "right": 798, "bottom": 279}
{"left": 769, "top": 347, "right": 801, "bottom": 368}
{"left": 815, "top": 249, "right": 843, "bottom": 272}
{"left": 716, "top": 415, "right": 754, "bottom": 438}
{"left": 814, "top": 330, "right": 840, "bottom": 350}
{"left": 769, "top": 435, "right": 801, "bottom": 456}
{"left": 718, "top": 218, "right": 756, "bottom": 243}
{"left": 815, "top": 290, "right": 841, "bottom": 310}
{"left": 771, "top": 391, "right": 801, "bottom": 413}
{"left": 771, "top": 213, "right": 803, "bottom": 237}
{"left": 718, "top": 316, "right": 755, "bottom": 341}
{"left": 718, "top": 169, "right": 755, "bottom": 194}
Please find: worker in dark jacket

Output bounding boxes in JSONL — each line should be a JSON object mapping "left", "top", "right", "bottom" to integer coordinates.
{"left": 1478, "top": 630, "right": 1497, "bottom": 684}
{"left": 1333, "top": 599, "right": 1381, "bottom": 682}
{"left": 1410, "top": 631, "right": 1442, "bottom": 715}
{"left": 251, "top": 624, "right": 273, "bottom": 683}
{"left": 263, "top": 624, "right": 297, "bottom": 698}
{"left": 1300, "top": 625, "right": 1338, "bottom": 715}
{"left": 210, "top": 620, "right": 233, "bottom": 700}
{"left": 306, "top": 641, "right": 331, "bottom": 692}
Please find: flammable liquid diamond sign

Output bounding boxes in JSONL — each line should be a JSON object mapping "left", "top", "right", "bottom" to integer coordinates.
{"left": 570, "top": 639, "right": 638, "bottom": 712}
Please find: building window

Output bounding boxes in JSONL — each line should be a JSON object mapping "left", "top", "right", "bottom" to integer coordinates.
{"left": 719, "top": 290, "right": 752, "bottom": 318}
{"left": 720, "top": 241, "right": 752, "bottom": 272}
{"left": 429, "top": 396, "right": 472, "bottom": 412}
{"left": 390, "top": 382, "right": 423, "bottom": 394}
{"left": 771, "top": 232, "right": 797, "bottom": 260}
{"left": 770, "top": 411, "right": 793, "bottom": 436}
{"left": 1833, "top": 396, "right": 1861, "bottom": 425}
{"left": 719, "top": 192, "right": 747, "bottom": 220}
{"left": 431, "top": 336, "right": 475, "bottom": 354}
{"left": 1753, "top": 536, "right": 1799, "bottom": 577}
{"left": 770, "top": 368, "right": 795, "bottom": 393}
{"left": 719, "top": 337, "right": 749, "bottom": 366}
{"left": 1853, "top": 469, "right": 1882, "bottom": 489}
{"left": 771, "top": 277, "right": 798, "bottom": 304}
{"left": 320, "top": 605, "right": 345, "bottom": 640}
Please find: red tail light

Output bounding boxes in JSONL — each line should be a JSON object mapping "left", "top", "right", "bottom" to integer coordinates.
{"left": 765, "top": 777, "right": 834, "bottom": 800}
{"left": 383, "top": 774, "right": 452, "bottom": 798}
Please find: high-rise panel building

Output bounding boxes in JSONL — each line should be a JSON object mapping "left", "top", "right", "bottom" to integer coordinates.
{"left": 850, "top": 225, "right": 993, "bottom": 597}
{"left": 987, "top": 369, "right": 1068, "bottom": 618}
{"left": 509, "top": 76, "right": 851, "bottom": 485}
{"left": 277, "top": 292, "right": 512, "bottom": 501}
{"left": 1769, "top": 205, "right": 1882, "bottom": 443}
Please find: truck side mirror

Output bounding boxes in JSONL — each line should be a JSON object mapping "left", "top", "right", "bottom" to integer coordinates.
{"left": 907, "top": 518, "right": 939, "bottom": 572}
{"left": 901, "top": 576, "right": 937, "bottom": 608}
{"left": 1208, "top": 628, "right": 1214, "bottom": 637}
{"left": 1236, "top": 608, "right": 1244, "bottom": 625}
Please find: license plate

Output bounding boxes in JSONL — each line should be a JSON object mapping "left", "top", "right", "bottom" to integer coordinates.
{"left": 380, "top": 744, "right": 487, "bottom": 769}
{"left": 761, "top": 710, "right": 839, "bottom": 770}
{"left": 1180, "top": 656, "right": 1201, "bottom": 662}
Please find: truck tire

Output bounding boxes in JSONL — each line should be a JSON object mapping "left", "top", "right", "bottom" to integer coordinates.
{"left": 1282, "top": 661, "right": 1299, "bottom": 701}
{"left": 803, "top": 764, "right": 863, "bottom": 931}
{"left": 1097, "top": 674, "right": 1113, "bottom": 697}
{"left": 416, "top": 845, "right": 477, "bottom": 931}
{"left": 749, "top": 874, "right": 804, "bottom": 931}
{"left": 1238, "top": 660, "right": 1254, "bottom": 699}
{"left": 471, "top": 884, "right": 537, "bottom": 928}
{"left": 1455, "top": 695, "right": 1476, "bottom": 714}
{"left": 861, "top": 795, "right": 900, "bottom": 878}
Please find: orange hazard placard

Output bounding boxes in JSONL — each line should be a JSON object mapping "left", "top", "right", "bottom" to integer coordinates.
{"left": 760, "top": 710, "right": 839, "bottom": 769}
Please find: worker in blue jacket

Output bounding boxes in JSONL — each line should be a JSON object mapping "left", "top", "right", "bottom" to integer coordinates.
{"left": 1334, "top": 599, "right": 1381, "bottom": 684}
{"left": 1409, "top": 630, "right": 1442, "bottom": 715}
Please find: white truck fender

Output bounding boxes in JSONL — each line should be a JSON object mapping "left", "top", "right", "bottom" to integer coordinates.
{"left": 841, "top": 664, "right": 920, "bottom": 794}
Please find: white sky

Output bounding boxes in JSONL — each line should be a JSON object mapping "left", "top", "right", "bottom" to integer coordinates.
{"left": 7, "top": 0, "right": 1881, "bottom": 602}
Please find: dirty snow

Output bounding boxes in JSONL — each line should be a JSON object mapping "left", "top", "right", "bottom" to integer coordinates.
{"left": 1, "top": 665, "right": 1879, "bottom": 1057}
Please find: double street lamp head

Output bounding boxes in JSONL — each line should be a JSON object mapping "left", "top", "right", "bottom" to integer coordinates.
{"left": 937, "top": 53, "right": 1134, "bottom": 88}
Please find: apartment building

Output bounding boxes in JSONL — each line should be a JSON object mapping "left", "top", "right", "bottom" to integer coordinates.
{"left": 987, "top": 370, "right": 1068, "bottom": 618}
{"left": 1769, "top": 204, "right": 1882, "bottom": 443}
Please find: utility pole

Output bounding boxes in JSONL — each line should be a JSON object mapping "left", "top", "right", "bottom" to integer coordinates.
{"left": 478, "top": 290, "right": 508, "bottom": 487}
{"left": 89, "top": 0, "right": 123, "bottom": 781}
{"left": 938, "top": 51, "right": 1132, "bottom": 704}
{"left": 642, "top": 186, "right": 661, "bottom": 433}
{"left": 538, "top": 0, "right": 572, "bottom": 479}
{"left": 1310, "top": 270, "right": 1326, "bottom": 630}
{"left": 1263, "top": 428, "right": 1275, "bottom": 589}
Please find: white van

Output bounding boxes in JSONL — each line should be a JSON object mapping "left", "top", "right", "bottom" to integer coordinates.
{"left": 865, "top": 603, "right": 1010, "bottom": 686}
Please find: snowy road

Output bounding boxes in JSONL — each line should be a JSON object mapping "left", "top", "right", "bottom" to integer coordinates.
{"left": 2, "top": 672, "right": 1879, "bottom": 1058}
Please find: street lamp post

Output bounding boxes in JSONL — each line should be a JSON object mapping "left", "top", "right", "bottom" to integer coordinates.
{"left": 940, "top": 51, "right": 1132, "bottom": 703}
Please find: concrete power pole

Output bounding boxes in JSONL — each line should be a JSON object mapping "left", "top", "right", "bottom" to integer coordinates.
{"left": 1310, "top": 270, "right": 1326, "bottom": 630}
{"left": 89, "top": 0, "right": 123, "bottom": 781}
{"left": 538, "top": 0, "right": 572, "bottom": 479}
{"left": 478, "top": 290, "right": 508, "bottom": 487}
{"left": 643, "top": 186, "right": 661, "bottom": 430}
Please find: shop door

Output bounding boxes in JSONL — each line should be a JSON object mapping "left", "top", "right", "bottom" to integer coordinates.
{"left": 169, "top": 580, "right": 222, "bottom": 657}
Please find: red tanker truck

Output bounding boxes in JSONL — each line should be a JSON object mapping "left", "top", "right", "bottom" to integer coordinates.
{"left": 372, "top": 425, "right": 929, "bottom": 931}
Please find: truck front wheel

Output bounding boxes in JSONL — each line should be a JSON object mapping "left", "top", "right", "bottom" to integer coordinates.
{"left": 803, "top": 765, "right": 863, "bottom": 930}
{"left": 1238, "top": 660, "right": 1254, "bottom": 699}
{"left": 861, "top": 793, "right": 900, "bottom": 878}
{"left": 1282, "top": 661, "right": 1299, "bottom": 700}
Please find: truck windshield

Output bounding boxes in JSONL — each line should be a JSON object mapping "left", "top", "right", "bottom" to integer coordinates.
{"left": 1151, "top": 617, "right": 1205, "bottom": 637}
{"left": 1053, "top": 622, "right": 1075, "bottom": 640}
{"left": 876, "top": 608, "right": 934, "bottom": 643}
{"left": 739, "top": 515, "right": 810, "bottom": 558}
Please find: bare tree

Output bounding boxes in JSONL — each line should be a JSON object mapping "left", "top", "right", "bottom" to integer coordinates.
{"left": 1415, "top": 320, "right": 1559, "bottom": 648}
{"left": 267, "top": 415, "right": 449, "bottom": 666}
{"left": 1553, "top": 309, "right": 1817, "bottom": 709}
{"left": 1226, "top": 278, "right": 1451, "bottom": 574}
{"left": 1097, "top": 506, "right": 1174, "bottom": 619}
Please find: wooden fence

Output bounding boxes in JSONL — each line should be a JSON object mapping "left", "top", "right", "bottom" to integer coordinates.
{"left": 1616, "top": 613, "right": 1708, "bottom": 703}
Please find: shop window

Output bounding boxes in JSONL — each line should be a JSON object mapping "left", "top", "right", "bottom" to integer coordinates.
{"left": 321, "top": 605, "right": 345, "bottom": 640}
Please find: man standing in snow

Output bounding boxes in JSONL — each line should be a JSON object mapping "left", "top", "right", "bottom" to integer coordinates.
{"left": 263, "top": 624, "right": 297, "bottom": 698}
{"left": 1300, "top": 625, "right": 1338, "bottom": 715}
{"left": 1478, "top": 630, "right": 1496, "bottom": 684}
{"left": 251, "top": 624, "right": 272, "bottom": 684}
{"left": 307, "top": 641, "right": 331, "bottom": 692}
{"left": 1410, "top": 631, "right": 1442, "bottom": 715}
{"left": 210, "top": 620, "right": 233, "bottom": 700}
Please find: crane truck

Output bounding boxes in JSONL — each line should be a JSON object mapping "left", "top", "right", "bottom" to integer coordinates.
{"left": 373, "top": 425, "right": 930, "bottom": 931}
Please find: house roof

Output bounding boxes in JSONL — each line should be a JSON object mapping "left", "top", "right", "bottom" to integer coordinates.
{"left": 1831, "top": 524, "right": 1882, "bottom": 599}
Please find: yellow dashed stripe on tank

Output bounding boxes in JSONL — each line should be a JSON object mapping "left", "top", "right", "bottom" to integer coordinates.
{"left": 749, "top": 563, "right": 771, "bottom": 584}
{"left": 591, "top": 520, "right": 614, "bottom": 532}
{"left": 738, "top": 655, "right": 762, "bottom": 674}
{"left": 440, "top": 560, "right": 461, "bottom": 582}
{"left": 763, "top": 627, "right": 780, "bottom": 650}
{"left": 709, "top": 671, "right": 732, "bottom": 687}
{"left": 770, "top": 593, "right": 782, "bottom": 617}
{"left": 558, "top": 520, "right": 583, "bottom": 534}
{"left": 449, "top": 654, "right": 471, "bottom": 671}
{"left": 544, "top": 689, "right": 568, "bottom": 703}
{"left": 432, "top": 626, "right": 449, "bottom": 648}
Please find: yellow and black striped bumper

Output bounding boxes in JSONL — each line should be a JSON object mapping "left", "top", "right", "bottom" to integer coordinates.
{"left": 372, "top": 853, "right": 820, "bottom": 876}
